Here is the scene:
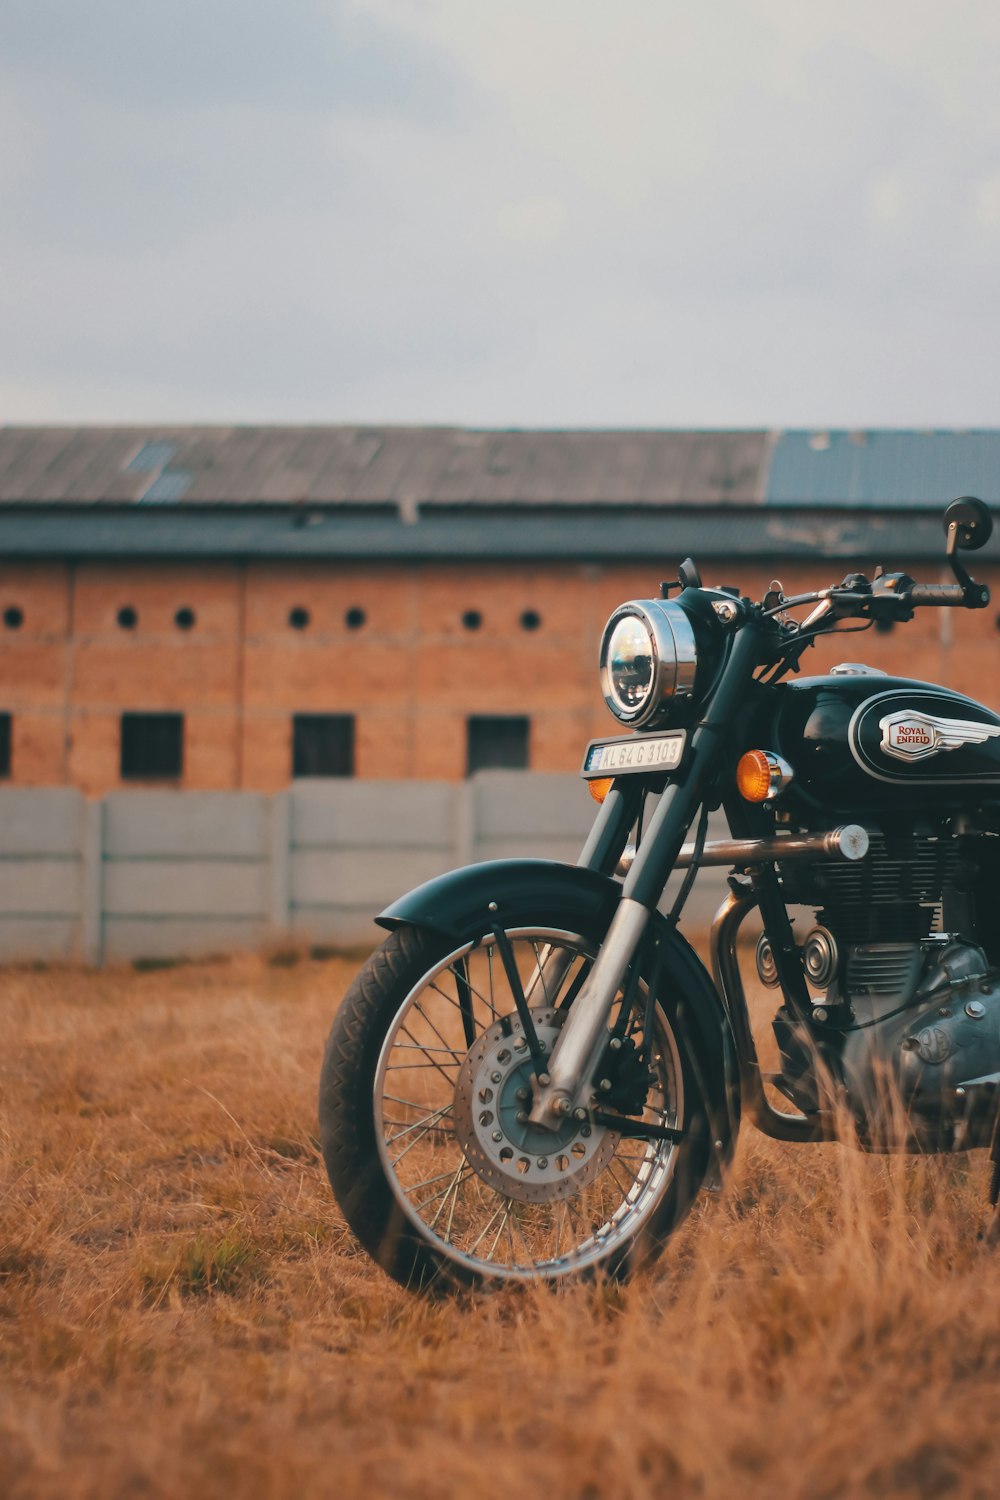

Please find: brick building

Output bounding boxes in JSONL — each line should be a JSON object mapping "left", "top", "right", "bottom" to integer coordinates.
{"left": 1, "top": 426, "right": 998, "bottom": 795}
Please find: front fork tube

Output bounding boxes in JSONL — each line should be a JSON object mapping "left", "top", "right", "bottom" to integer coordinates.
{"left": 529, "top": 773, "right": 701, "bottom": 1126}
{"left": 529, "top": 623, "right": 764, "bottom": 1128}
{"left": 523, "top": 781, "right": 645, "bottom": 1009}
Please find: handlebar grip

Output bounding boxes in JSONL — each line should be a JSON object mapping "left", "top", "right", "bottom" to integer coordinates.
{"left": 907, "top": 582, "right": 982, "bottom": 606}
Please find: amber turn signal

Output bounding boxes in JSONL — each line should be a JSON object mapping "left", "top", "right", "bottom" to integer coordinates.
{"left": 588, "top": 777, "right": 614, "bottom": 804}
{"left": 736, "top": 749, "right": 791, "bottom": 803}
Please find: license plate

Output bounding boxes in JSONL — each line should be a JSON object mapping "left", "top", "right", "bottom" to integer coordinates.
{"left": 581, "top": 731, "right": 686, "bottom": 778}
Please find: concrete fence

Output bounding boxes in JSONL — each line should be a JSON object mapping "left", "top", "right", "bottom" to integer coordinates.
{"left": 0, "top": 775, "right": 728, "bottom": 965}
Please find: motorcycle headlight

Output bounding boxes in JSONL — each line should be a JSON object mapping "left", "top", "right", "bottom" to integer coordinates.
{"left": 599, "top": 600, "right": 699, "bottom": 728}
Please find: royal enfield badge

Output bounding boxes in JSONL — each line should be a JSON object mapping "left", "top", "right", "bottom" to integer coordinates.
{"left": 879, "top": 709, "right": 1000, "bottom": 763}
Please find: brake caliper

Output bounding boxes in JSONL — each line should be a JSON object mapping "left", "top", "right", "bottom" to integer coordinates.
{"left": 594, "top": 1034, "right": 657, "bottom": 1116}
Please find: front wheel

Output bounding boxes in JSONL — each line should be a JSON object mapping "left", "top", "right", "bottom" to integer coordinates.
{"left": 319, "top": 909, "right": 731, "bottom": 1291}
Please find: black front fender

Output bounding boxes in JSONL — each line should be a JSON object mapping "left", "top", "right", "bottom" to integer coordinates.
{"left": 377, "top": 858, "right": 621, "bottom": 946}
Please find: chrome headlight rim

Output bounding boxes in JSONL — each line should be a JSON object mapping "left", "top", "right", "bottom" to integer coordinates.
{"left": 599, "top": 599, "right": 698, "bottom": 728}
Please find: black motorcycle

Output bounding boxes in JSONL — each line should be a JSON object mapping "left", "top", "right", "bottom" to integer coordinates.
{"left": 319, "top": 497, "right": 1000, "bottom": 1290}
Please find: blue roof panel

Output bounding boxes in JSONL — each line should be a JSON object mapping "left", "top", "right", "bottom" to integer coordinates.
{"left": 140, "top": 471, "right": 193, "bottom": 503}
{"left": 766, "top": 431, "right": 1000, "bottom": 506}
{"left": 125, "top": 440, "right": 178, "bottom": 475}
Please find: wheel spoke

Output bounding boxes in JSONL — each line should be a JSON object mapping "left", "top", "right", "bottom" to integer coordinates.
{"left": 565, "top": 1195, "right": 592, "bottom": 1242}
{"left": 426, "top": 976, "right": 487, "bottom": 1033}
{"left": 410, "top": 1002, "right": 466, "bottom": 1063}
{"left": 465, "top": 1199, "right": 508, "bottom": 1257}
{"left": 385, "top": 1103, "right": 454, "bottom": 1147}
{"left": 427, "top": 1163, "right": 473, "bottom": 1230}
{"left": 445, "top": 961, "right": 496, "bottom": 1022}
{"left": 392, "top": 1042, "right": 465, "bottom": 1056}
{"left": 383, "top": 1060, "right": 459, "bottom": 1072}
{"left": 408, "top": 1164, "right": 468, "bottom": 1195}
{"left": 605, "top": 1159, "right": 637, "bottom": 1203}
{"left": 382, "top": 1091, "right": 438, "bottom": 1110}
{"left": 485, "top": 1202, "right": 513, "bottom": 1263}
{"left": 415, "top": 1171, "right": 471, "bottom": 1215}
{"left": 391, "top": 1117, "right": 456, "bottom": 1168}
{"left": 396, "top": 1021, "right": 459, "bottom": 1086}
{"left": 529, "top": 942, "right": 552, "bottom": 1006}
{"left": 505, "top": 1205, "right": 518, "bottom": 1265}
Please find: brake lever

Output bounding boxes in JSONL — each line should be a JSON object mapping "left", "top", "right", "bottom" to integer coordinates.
{"left": 801, "top": 587, "right": 872, "bottom": 629}
{"left": 800, "top": 596, "right": 834, "bottom": 630}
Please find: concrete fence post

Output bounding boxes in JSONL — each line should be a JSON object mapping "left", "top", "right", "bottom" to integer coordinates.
{"left": 452, "top": 779, "right": 474, "bottom": 870}
{"left": 267, "top": 790, "right": 291, "bottom": 940}
{"left": 80, "top": 797, "right": 104, "bottom": 967}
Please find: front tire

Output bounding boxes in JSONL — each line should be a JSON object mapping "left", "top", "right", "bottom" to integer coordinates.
{"left": 318, "top": 909, "right": 730, "bottom": 1291}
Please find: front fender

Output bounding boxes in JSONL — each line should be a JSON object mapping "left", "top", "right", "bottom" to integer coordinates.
{"left": 377, "top": 858, "right": 621, "bottom": 945}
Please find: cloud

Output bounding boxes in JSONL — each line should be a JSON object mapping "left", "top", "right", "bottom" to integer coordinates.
{"left": 0, "top": 0, "right": 464, "bottom": 118}
{"left": 2, "top": 1, "right": 1000, "bottom": 425}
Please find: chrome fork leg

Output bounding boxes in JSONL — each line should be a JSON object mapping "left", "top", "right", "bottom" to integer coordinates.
{"left": 528, "top": 898, "right": 651, "bottom": 1127}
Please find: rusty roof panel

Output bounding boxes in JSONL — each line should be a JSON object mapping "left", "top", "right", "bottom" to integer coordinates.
{"left": 0, "top": 426, "right": 770, "bottom": 507}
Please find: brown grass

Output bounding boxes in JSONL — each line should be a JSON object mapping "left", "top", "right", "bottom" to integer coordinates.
{"left": 2, "top": 950, "right": 999, "bottom": 1500}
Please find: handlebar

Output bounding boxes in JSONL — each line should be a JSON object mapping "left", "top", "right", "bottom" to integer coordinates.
{"left": 907, "top": 580, "right": 990, "bottom": 608}
{"left": 764, "top": 572, "right": 991, "bottom": 645}
{"left": 825, "top": 572, "right": 990, "bottom": 618}
{"left": 754, "top": 498, "right": 992, "bottom": 675}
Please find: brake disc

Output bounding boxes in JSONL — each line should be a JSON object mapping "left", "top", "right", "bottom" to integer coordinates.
{"left": 452, "top": 1007, "right": 617, "bottom": 1204}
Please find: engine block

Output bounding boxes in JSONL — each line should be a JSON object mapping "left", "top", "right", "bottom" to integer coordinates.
{"left": 773, "top": 935, "right": 1000, "bottom": 1151}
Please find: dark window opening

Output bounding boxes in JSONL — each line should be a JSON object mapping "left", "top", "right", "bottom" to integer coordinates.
{"left": 462, "top": 609, "right": 482, "bottom": 631}
{"left": 175, "top": 606, "right": 196, "bottom": 630}
{"left": 3, "top": 605, "right": 23, "bottom": 630}
{"left": 292, "top": 714, "right": 355, "bottom": 777}
{"left": 466, "top": 715, "right": 530, "bottom": 775}
{"left": 0, "top": 713, "right": 10, "bottom": 777}
{"left": 120, "top": 713, "right": 183, "bottom": 780}
{"left": 117, "top": 605, "right": 138, "bottom": 630}
{"left": 289, "top": 605, "right": 311, "bottom": 630}
{"left": 520, "top": 609, "right": 541, "bottom": 632}
{"left": 345, "top": 606, "right": 366, "bottom": 630}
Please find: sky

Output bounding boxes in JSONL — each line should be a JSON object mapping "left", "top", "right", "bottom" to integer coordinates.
{"left": 2, "top": 0, "right": 1000, "bottom": 428}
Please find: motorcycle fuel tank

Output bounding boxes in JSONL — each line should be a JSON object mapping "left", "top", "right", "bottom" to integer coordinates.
{"left": 760, "top": 669, "right": 1000, "bottom": 816}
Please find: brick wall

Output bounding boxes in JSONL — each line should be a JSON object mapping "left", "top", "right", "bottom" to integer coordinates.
{"left": 2, "top": 556, "right": 998, "bottom": 792}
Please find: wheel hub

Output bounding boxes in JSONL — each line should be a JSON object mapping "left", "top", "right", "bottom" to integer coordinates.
{"left": 453, "top": 1007, "right": 616, "bottom": 1203}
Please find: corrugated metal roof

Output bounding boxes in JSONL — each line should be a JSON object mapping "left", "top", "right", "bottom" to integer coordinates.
{"left": 1, "top": 427, "right": 995, "bottom": 546}
{"left": 767, "top": 430, "right": 1000, "bottom": 506}
{"left": 0, "top": 426, "right": 767, "bottom": 507}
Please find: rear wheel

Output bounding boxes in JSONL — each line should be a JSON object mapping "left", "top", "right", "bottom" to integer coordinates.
{"left": 319, "top": 910, "right": 727, "bottom": 1290}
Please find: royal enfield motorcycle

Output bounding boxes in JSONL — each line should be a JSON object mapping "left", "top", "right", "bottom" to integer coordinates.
{"left": 319, "top": 496, "right": 1000, "bottom": 1290}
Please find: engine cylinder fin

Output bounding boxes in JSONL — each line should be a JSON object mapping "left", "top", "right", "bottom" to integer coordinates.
{"left": 780, "top": 835, "right": 959, "bottom": 946}
{"left": 846, "top": 944, "right": 924, "bottom": 1003}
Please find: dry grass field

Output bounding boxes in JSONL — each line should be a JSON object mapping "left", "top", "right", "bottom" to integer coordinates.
{"left": 2, "top": 947, "right": 999, "bottom": 1500}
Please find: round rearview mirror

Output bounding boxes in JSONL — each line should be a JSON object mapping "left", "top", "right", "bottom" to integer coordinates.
{"left": 943, "top": 495, "right": 993, "bottom": 551}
